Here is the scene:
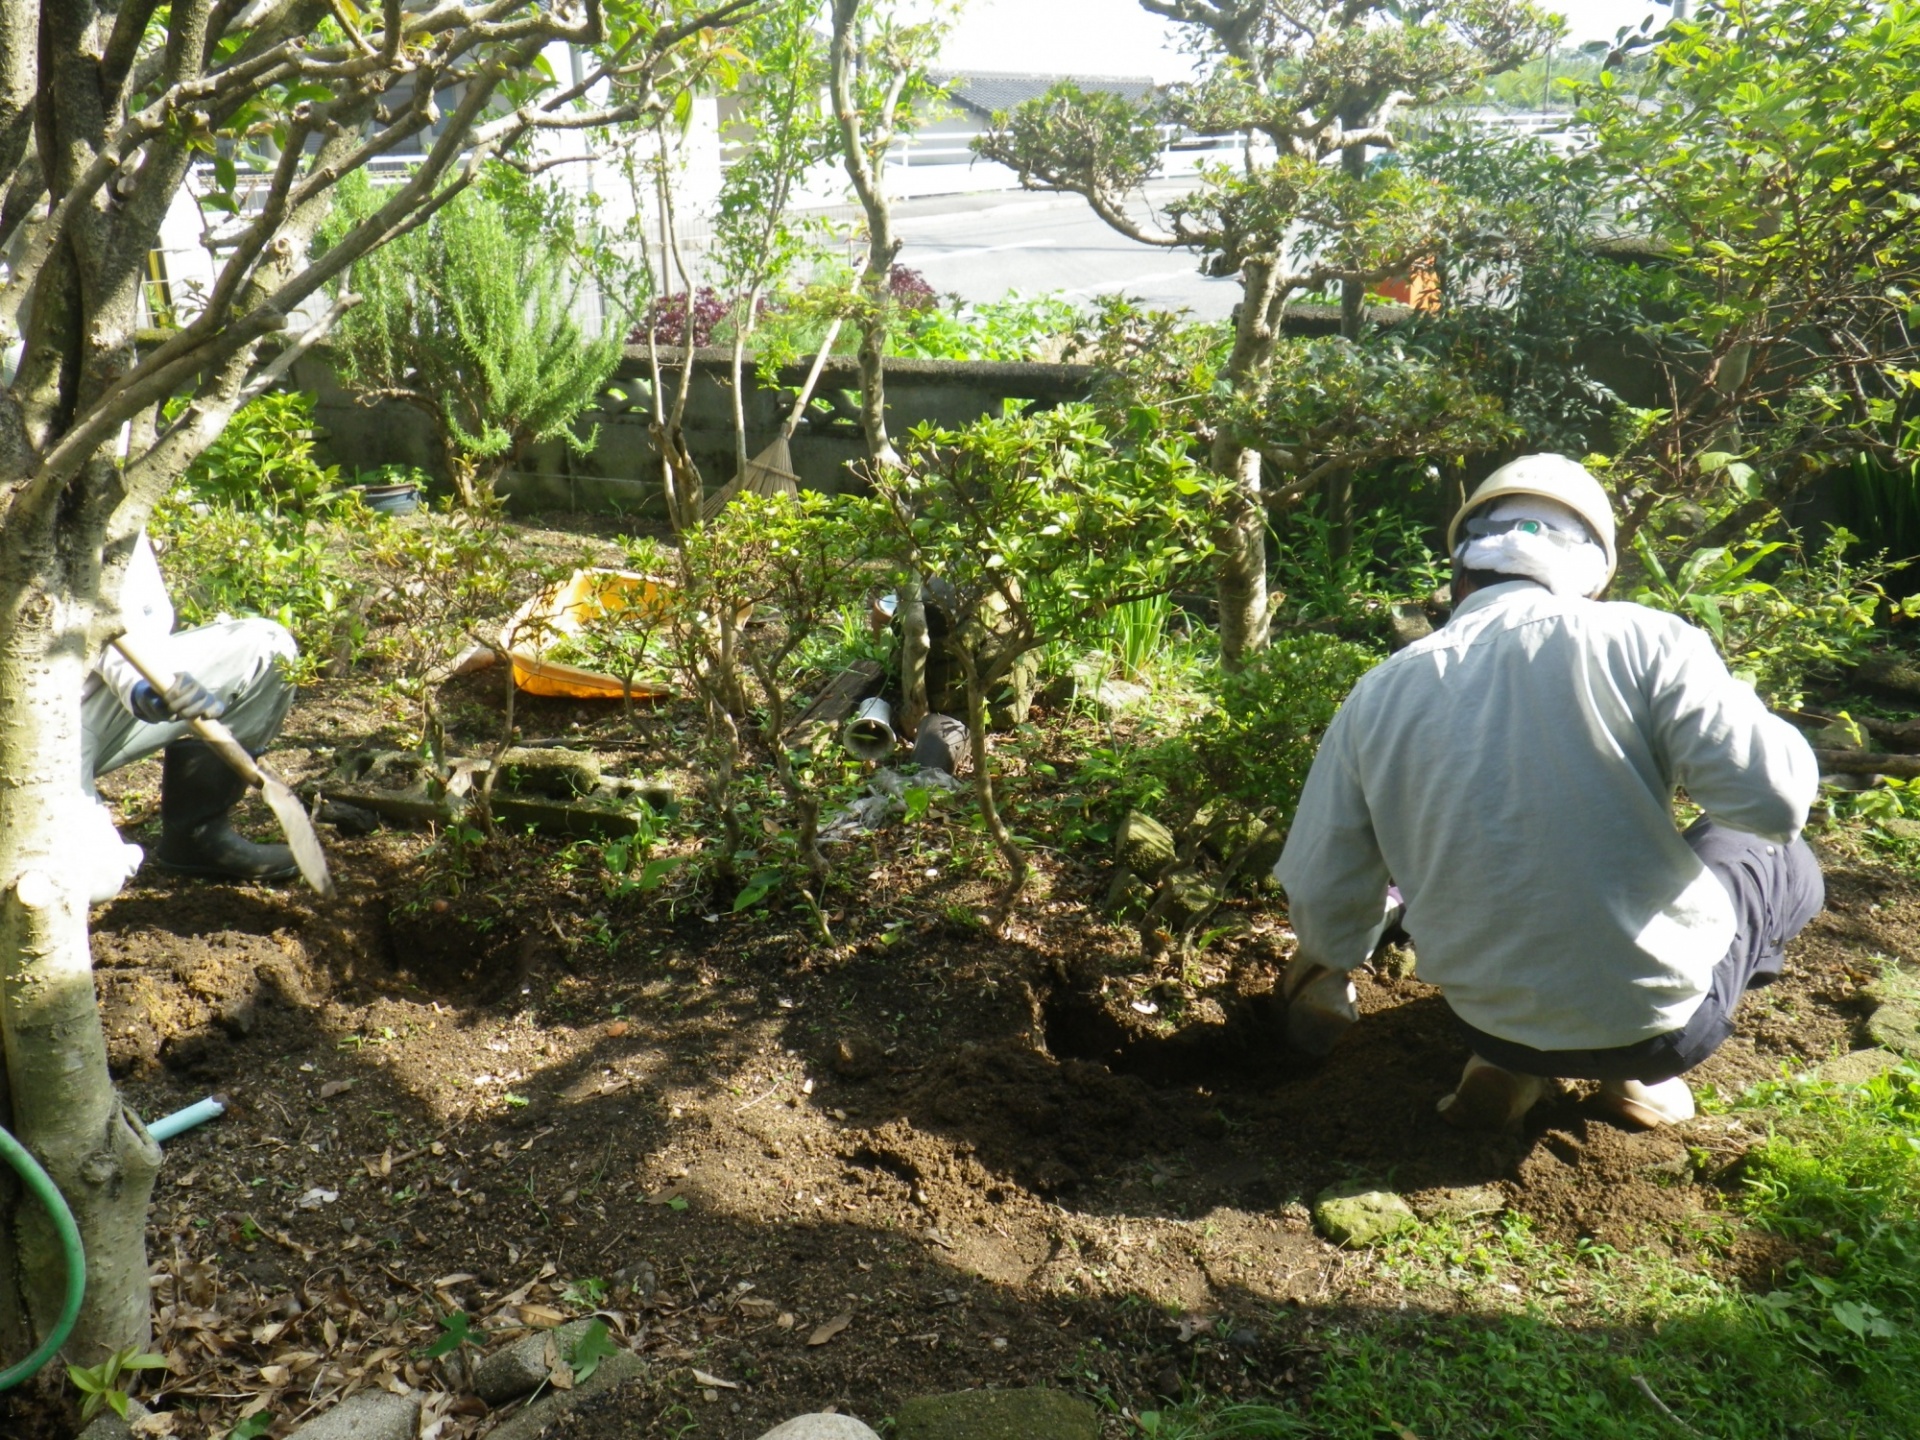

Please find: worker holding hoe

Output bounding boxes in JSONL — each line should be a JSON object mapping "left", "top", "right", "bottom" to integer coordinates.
{"left": 1275, "top": 455, "right": 1824, "bottom": 1130}
{"left": 81, "top": 531, "right": 302, "bottom": 904}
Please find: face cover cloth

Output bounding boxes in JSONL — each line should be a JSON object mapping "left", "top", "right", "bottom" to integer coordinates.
{"left": 1452, "top": 495, "right": 1610, "bottom": 599}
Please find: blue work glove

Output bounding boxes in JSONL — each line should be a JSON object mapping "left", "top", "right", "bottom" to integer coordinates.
{"left": 128, "top": 673, "right": 226, "bottom": 725}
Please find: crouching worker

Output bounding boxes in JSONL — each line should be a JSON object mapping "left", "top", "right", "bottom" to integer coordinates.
{"left": 1273, "top": 455, "right": 1824, "bottom": 1130}
{"left": 83, "top": 531, "right": 301, "bottom": 904}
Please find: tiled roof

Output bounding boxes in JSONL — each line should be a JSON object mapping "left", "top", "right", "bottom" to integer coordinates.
{"left": 933, "top": 70, "right": 1157, "bottom": 120}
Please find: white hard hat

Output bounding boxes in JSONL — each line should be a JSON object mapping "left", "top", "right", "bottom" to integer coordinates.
{"left": 1447, "top": 454, "right": 1618, "bottom": 583}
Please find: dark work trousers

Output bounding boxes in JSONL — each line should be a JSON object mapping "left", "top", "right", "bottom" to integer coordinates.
{"left": 1450, "top": 817, "right": 1826, "bottom": 1083}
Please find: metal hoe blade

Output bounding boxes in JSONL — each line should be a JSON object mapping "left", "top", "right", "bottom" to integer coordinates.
{"left": 259, "top": 764, "right": 335, "bottom": 899}
{"left": 109, "top": 635, "right": 336, "bottom": 899}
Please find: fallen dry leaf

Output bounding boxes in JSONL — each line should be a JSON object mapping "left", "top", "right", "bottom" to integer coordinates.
{"left": 520, "top": 1303, "right": 567, "bottom": 1327}
{"left": 319, "top": 1079, "right": 353, "bottom": 1099}
{"left": 691, "top": 1368, "right": 741, "bottom": 1390}
{"left": 807, "top": 1312, "right": 851, "bottom": 1346}
{"left": 548, "top": 1360, "right": 574, "bottom": 1391}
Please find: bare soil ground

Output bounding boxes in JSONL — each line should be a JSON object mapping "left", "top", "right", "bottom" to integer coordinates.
{"left": 4, "top": 518, "right": 1912, "bottom": 1440}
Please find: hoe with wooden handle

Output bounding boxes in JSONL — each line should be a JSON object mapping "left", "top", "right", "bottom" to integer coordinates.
{"left": 110, "top": 636, "right": 335, "bottom": 899}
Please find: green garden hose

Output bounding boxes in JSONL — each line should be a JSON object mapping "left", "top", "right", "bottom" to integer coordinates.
{"left": 0, "top": 1123, "right": 86, "bottom": 1390}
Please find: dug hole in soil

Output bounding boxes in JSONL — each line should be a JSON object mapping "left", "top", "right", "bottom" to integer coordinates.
{"left": 5, "top": 660, "right": 1911, "bottom": 1439}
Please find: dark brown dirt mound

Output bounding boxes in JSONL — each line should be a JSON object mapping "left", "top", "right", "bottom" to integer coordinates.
{"left": 885, "top": 1042, "right": 1224, "bottom": 1194}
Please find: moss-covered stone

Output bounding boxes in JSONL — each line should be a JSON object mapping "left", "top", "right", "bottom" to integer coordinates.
{"left": 1115, "top": 810, "right": 1176, "bottom": 878}
{"left": 1160, "top": 867, "right": 1222, "bottom": 927}
{"left": 1864, "top": 967, "right": 1920, "bottom": 1058}
{"left": 497, "top": 746, "right": 601, "bottom": 797}
{"left": 1313, "top": 1182, "right": 1416, "bottom": 1247}
{"left": 894, "top": 1388, "right": 1098, "bottom": 1440}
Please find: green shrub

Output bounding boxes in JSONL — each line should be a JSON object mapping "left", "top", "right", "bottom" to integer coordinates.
{"left": 174, "top": 391, "right": 341, "bottom": 513}
{"left": 1180, "top": 633, "right": 1381, "bottom": 816}
{"left": 1270, "top": 498, "right": 1448, "bottom": 634}
{"left": 324, "top": 172, "right": 622, "bottom": 509}
{"left": 1099, "top": 633, "right": 1381, "bottom": 828}
{"left": 1628, "top": 521, "right": 1910, "bottom": 708}
{"left": 151, "top": 494, "right": 369, "bottom": 684}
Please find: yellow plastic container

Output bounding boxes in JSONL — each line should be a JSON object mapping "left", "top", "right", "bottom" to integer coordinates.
{"left": 500, "top": 569, "right": 674, "bottom": 701}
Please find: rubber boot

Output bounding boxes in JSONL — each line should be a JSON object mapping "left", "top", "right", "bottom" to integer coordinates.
{"left": 1437, "top": 1054, "right": 1547, "bottom": 1133}
{"left": 1283, "top": 963, "right": 1358, "bottom": 1056}
{"left": 152, "top": 740, "right": 298, "bottom": 881}
{"left": 1597, "top": 1076, "right": 1695, "bottom": 1128}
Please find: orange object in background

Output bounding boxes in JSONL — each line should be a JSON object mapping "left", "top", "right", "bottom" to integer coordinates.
{"left": 500, "top": 569, "right": 675, "bottom": 700}
{"left": 1372, "top": 259, "right": 1441, "bottom": 313}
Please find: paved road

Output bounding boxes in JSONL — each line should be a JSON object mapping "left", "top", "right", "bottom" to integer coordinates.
{"left": 887, "top": 181, "right": 1240, "bottom": 321}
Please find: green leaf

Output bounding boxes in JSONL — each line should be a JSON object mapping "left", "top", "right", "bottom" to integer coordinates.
{"left": 733, "top": 868, "right": 781, "bottom": 912}
{"left": 637, "top": 856, "right": 683, "bottom": 891}
{"left": 227, "top": 1415, "right": 276, "bottom": 1440}
{"left": 417, "top": 1310, "right": 475, "bottom": 1359}
{"left": 568, "top": 1319, "right": 619, "bottom": 1383}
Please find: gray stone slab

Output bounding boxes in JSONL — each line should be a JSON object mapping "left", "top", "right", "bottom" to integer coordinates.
{"left": 474, "top": 1320, "right": 594, "bottom": 1405}
{"left": 484, "top": 1350, "right": 647, "bottom": 1440}
{"left": 288, "top": 1392, "right": 420, "bottom": 1440}
{"left": 756, "top": 1417, "right": 883, "bottom": 1440}
{"left": 894, "top": 1388, "right": 1098, "bottom": 1440}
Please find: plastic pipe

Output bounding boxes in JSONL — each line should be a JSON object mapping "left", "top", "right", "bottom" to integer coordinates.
{"left": 0, "top": 1124, "right": 87, "bottom": 1391}
{"left": 147, "top": 1096, "right": 225, "bottom": 1144}
{"left": 844, "top": 697, "right": 897, "bottom": 762}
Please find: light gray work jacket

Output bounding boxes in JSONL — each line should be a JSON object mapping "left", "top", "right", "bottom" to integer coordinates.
{"left": 1274, "top": 581, "right": 1819, "bottom": 1051}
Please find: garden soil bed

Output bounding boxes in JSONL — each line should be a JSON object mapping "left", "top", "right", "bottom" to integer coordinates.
{"left": 4, "top": 522, "right": 1913, "bottom": 1440}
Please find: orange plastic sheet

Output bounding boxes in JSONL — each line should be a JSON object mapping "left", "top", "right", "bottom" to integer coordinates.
{"left": 500, "top": 568, "right": 673, "bottom": 701}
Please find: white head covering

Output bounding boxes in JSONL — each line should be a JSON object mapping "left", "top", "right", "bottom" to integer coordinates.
{"left": 1452, "top": 495, "right": 1610, "bottom": 599}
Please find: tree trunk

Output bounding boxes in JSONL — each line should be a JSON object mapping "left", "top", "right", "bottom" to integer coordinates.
{"left": 1211, "top": 440, "right": 1270, "bottom": 665}
{"left": 1212, "top": 259, "right": 1283, "bottom": 664}
{"left": 897, "top": 570, "right": 930, "bottom": 737}
{"left": 957, "top": 647, "right": 1026, "bottom": 896}
{"left": 0, "top": 584, "right": 161, "bottom": 1370}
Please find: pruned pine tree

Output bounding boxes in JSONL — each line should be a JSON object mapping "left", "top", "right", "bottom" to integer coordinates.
{"left": 0, "top": 0, "right": 764, "bottom": 1370}
{"left": 978, "top": 0, "right": 1559, "bottom": 662}
{"left": 325, "top": 179, "right": 625, "bottom": 509}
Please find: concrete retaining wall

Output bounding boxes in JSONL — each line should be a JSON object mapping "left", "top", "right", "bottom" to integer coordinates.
{"left": 298, "top": 347, "right": 1104, "bottom": 517}
{"left": 296, "top": 299, "right": 1664, "bottom": 519}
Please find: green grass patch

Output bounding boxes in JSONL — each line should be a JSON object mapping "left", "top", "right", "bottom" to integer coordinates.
{"left": 1148, "top": 1064, "right": 1920, "bottom": 1439}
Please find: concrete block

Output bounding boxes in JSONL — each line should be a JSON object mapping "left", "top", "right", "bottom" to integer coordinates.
{"left": 287, "top": 1391, "right": 420, "bottom": 1440}
{"left": 484, "top": 1351, "right": 646, "bottom": 1440}
{"left": 77, "top": 1400, "right": 145, "bottom": 1440}
{"left": 474, "top": 1319, "right": 595, "bottom": 1405}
